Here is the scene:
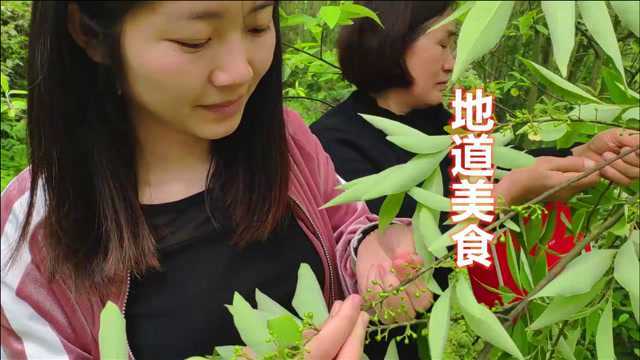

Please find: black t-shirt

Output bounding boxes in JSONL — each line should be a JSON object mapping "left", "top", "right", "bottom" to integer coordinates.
{"left": 125, "top": 191, "right": 324, "bottom": 360}
{"left": 311, "top": 89, "right": 574, "bottom": 359}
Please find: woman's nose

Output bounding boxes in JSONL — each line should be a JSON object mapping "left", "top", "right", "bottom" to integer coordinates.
{"left": 210, "top": 45, "right": 254, "bottom": 87}
{"left": 443, "top": 49, "right": 455, "bottom": 72}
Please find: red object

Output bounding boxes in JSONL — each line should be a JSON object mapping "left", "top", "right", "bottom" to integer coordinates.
{"left": 467, "top": 201, "right": 591, "bottom": 308}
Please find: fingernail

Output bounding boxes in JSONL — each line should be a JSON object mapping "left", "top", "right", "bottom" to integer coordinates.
{"left": 348, "top": 294, "right": 362, "bottom": 307}
{"left": 584, "top": 158, "right": 595, "bottom": 168}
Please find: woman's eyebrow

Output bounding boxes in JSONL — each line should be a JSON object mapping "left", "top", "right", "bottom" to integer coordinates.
{"left": 184, "top": 1, "right": 275, "bottom": 22}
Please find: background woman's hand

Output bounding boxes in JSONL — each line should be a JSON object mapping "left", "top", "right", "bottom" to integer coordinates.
{"left": 355, "top": 224, "right": 433, "bottom": 324}
{"left": 570, "top": 128, "right": 640, "bottom": 186}
{"left": 494, "top": 156, "right": 601, "bottom": 206}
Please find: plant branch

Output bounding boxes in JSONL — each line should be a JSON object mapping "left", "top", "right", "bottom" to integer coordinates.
{"left": 478, "top": 205, "right": 626, "bottom": 359}
{"left": 546, "top": 320, "right": 569, "bottom": 360}
{"left": 283, "top": 96, "right": 336, "bottom": 108}
{"left": 282, "top": 42, "right": 341, "bottom": 71}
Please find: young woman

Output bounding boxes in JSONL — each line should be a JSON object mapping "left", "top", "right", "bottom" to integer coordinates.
{"left": 0, "top": 1, "right": 432, "bottom": 359}
{"left": 311, "top": 0, "right": 639, "bottom": 358}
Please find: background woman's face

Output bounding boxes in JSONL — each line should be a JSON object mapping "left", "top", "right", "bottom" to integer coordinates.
{"left": 405, "top": 13, "right": 456, "bottom": 107}
{"left": 120, "top": 1, "right": 276, "bottom": 140}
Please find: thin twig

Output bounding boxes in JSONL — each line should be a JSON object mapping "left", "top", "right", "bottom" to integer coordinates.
{"left": 546, "top": 320, "right": 569, "bottom": 360}
{"left": 283, "top": 96, "right": 336, "bottom": 108}
{"left": 282, "top": 42, "right": 341, "bottom": 71}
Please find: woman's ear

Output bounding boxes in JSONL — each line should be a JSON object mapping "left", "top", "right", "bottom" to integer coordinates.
{"left": 67, "top": 2, "right": 110, "bottom": 64}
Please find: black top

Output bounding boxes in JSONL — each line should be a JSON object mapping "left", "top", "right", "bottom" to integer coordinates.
{"left": 311, "top": 89, "right": 574, "bottom": 359}
{"left": 125, "top": 191, "right": 324, "bottom": 360}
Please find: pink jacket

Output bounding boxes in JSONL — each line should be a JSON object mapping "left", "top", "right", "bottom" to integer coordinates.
{"left": 1, "top": 109, "right": 379, "bottom": 359}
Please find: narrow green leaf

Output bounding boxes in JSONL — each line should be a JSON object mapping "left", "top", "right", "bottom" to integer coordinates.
{"left": 504, "top": 218, "right": 521, "bottom": 232}
{"left": 541, "top": 1, "right": 575, "bottom": 77}
{"left": 421, "top": 168, "right": 444, "bottom": 222}
{"left": 610, "top": 1, "right": 640, "bottom": 37}
{"left": 454, "top": 272, "right": 525, "bottom": 360}
{"left": 494, "top": 146, "right": 536, "bottom": 169}
{"left": 414, "top": 206, "right": 442, "bottom": 255}
{"left": 506, "top": 231, "right": 522, "bottom": 289}
{"left": 99, "top": 301, "right": 128, "bottom": 360}
{"left": 557, "top": 333, "right": 577, "bottom": 360}
{"left": 292, "top": 263, "right": 329, "bottom": 327}
{"left": 532, "top": 249, "right": 616, "bottom": 299}
{"left": 378, "top": 192, "right": 406, "bottom": 233}
{"left": 408, "top": 187, "right": 451, "bottom": 212}
{"left": 256, "top": 289, "right": 301, "bottom": 324}
{"left": 493, "top": 128, "right": 515, "bottom": 147}
{"left": 267, "top": 315, "right": 302, "bottom": 348}
{"left": 578, "top": 1, "right": 625, "bottom": 83}
{"left": 428, "top": 1, "right": 475, "bottom": 34}
{"left": 386, "top": 134, "right": 452, "bottom": 154}
{"left": 384, "top": 339, "right": 399, "bottom": 360}
{"left": 429, "top": 222, "right": 467, "bottom": 258}
{"left": 359, "top": 113, "right": 427, "bottom": 137}
{"left": 538, "top": 122, "right": 569, "bottom": 141}
{"left": 318, "top": 6, "right": 341, "bottom": 29}
{"left": 528, "top": 276, "right": 607, "bottom": 330}
{"left": 520, "top": 58, "right": 601, "bottom": 103}
{"left": 614, "top": 240, "right": 640, "bottom": 324}
{"left": 451, "top": 1, "right": 515, "bottom": 83}
{"left": 428, "top": 288, "right": 452, "bottom": 360}
{"left": 411, "top": 206, "right": 442, "bottom": 296}
{"left": 602, "top": 68, "right": 638, "bottom": 105}
{"left": 0, "top": 73, "right": 8, "bottom": 93}
{"left": 226, "top": 292, "right": 274, "bottom": 356}
{"left": 361, "top": 151, "right": 449, "bottom": 200}
{"left": 519, "top": 248, "right": 534, "bottom": 291}
{"left": 595, "top": 298, "right": 615, "bottom": 359}
{"left": 214, "top": 346, "right": 242, "bottom": 360}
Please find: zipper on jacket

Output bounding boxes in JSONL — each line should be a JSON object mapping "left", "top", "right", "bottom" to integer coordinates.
{"left": 123, "top": 271, "right": 136, "bottom": 360}
{"left": 291, "top": 196, "right": 336, "bottom": 304}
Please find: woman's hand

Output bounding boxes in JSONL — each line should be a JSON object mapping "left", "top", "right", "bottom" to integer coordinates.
{"left": 355, "top": 224, "right": 433, "bottom": 324}
{"left": 304, "top": 294, "right": 370, "bottom": 359}
{"left": 570, "top": 128, "right": 640, "bottom": 186}
{"left": 494, "top": 156, "right": 601, "bottom": 207}
{"left": 241, "top": 295, "right": 369, "bottom": 359}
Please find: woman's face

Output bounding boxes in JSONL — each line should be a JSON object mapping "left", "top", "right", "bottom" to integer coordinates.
{"left": 119, "top": 1, "right": 276, "bottom": 140}
{"left": 404, "top": 13, "right": 456, "bottom": 107}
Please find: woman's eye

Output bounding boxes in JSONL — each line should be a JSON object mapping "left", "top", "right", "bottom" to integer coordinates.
{"left": 174, "top": 39, "right": 210, "bottom": 49}
{"left": 249, "top": 26, "right": 271, "bottom": 35}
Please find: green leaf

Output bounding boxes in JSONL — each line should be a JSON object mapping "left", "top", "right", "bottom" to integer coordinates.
{"left": 494, "top": 146, "right": 535, "bottom": 169}
{"left": 428, "top": 288, "right": 452, "bottom": 360}
{"left": 541, "top": 1, "right": 575, "bottom": 77}
{"left": 578, "top": 1, "right": 626, "bottom": 83}
{"left": 602, "top": 68, "right": 638, "bottom": 104}
{"left": 99, "top": 301, "right": 128, "bottom": 360}
{"left": 506, "top": 231, "right": 522, "bottom": 289}
{"left": 428, "top": 1, "right": 475, "bottom": 34}
{"left": 411, "top": 205, "right": 441, "bottom": 296}
{"left": 595, "top": 297, "right": 615, "bottom": 359}
{"left": 268, "top": 315, "right": 302, "bottom": 348}
{"left": 226, "top": 292, "right": 274, "bottom": 356}
{"left": 421, "top": 168, "right": 444, "bottom": 222}
{"left": 504, "top": 218, "right": 521, "bottom": 232}
{"left": 568, "top": 104, "right": 626, "bottom": 123}
{"left": 529, "top": 276, "right": 607, "bottom": 330}
{"left": 386, "top": 134, "right": 452, "bottom": 154}
{"left": 614, "top": 240, "right": 640, "bottom": 324}
{"left": 610, "top": 1, "right": 640, "bottom": 36}
{"left": 520, "top": 58, "right": 601, "bottom": 103}
{"left": 359, "top": 113, "right": 427, "bottom": 137}
{"left": 451, "top": 1, "right": 515, "bottom": 83}
{"left": 454, "top": 272, "right": 525, "bottom": 360}
{"left": 378, "top": 192, "right": 405, "bottom": 233}
{"left": 414, "top": 205, "right": 442, "bottom": 256}
{"left": 538, "top": 121, "right": 569, "bottom": 141}
{"left": 255, "top": 289, "right": 301, "bottom": 324}
{"left": 408, "top": 187, "right": 451, "bottom": 212}
{"left": 292, "top": 263, "right": 329, "bottom": 327}
{"left": 318, "top": 6, "right": 341, "bottom": 29}
{"left": 429, "top": 222, "right": 467, "bottom": 258}
{"left": 532, "top": 249, "right": 616, "bottom": 299}
{"left": 339, "top": 3, "right": 383, "bottom": 27}
{"left": 519, "top": 248, "right": 534, "bottom": 291}
{"left": 214, "top": 346, "right": 241, "bottom": 360}
{"left": 0, "top": 73, "right": 8, "bottom": 93}
{"left": 493, "top": 128, "right": 515, "bottom": 147}
{"left": 384, "top": 339, "right": 399, "bottom": 360}
{"left": 557, "top": 333, "right": 577, "bottom": 360}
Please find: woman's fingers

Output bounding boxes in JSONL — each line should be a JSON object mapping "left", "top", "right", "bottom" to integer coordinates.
{"left": 601, "top": 151, "right": 639, "bottom": 185}
{"left": 392, "top": 255, "right": 433, "bottom": 313}
{"left": 335, "top": 311, "right": 370, "bottom": 360}
{"left": 306, "top": 294, "right": 363, "bottom": 360}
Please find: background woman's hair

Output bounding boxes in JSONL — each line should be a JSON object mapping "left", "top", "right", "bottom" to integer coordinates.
{"left": 14, "top": 1, "right": 288, "bottom": 296}
{"left": 337, "top": 0, "right": 453, "bottom": 95}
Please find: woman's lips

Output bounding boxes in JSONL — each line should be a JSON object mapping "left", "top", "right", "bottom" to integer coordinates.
{"left": 199, "top": 96, "right": 244, "bottom": 117}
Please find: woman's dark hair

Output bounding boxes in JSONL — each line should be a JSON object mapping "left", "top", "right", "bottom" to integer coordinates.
{"left": 14, "top": 1, "right": 288, "bottom": 295}
{"left": 337, "top": 1, "right": 453, "bottom": 94}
